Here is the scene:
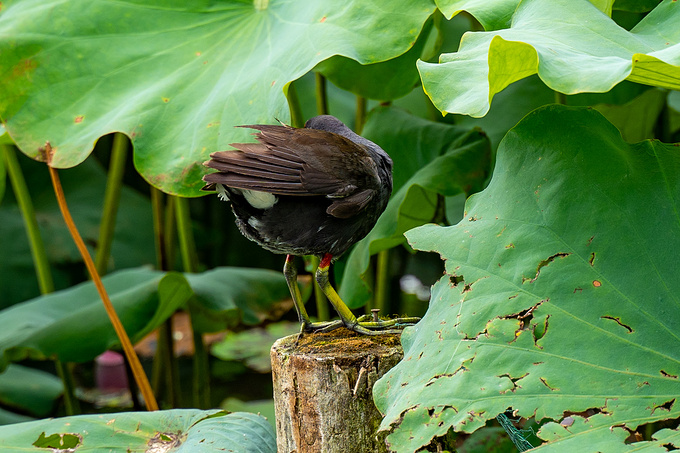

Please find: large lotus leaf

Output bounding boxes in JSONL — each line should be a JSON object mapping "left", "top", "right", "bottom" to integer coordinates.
{"left": 0, "top": 408, "right": 32, "bottom": 426}
{"left": 0, "top": 0, "right": 435, "bottom": 196}
{"left": 185, "top": 267, "right": 294, "bottom": 333}
{"left": 0, "top": 267, "right": 191, "bottom": 370}
{"left": 0, "top": 365, "right": 62, "bottom": 418}
{"left": 314, "top": 18, "right": 433, "bottom": 101}
{"left": 593, "top": 88, "right": 667, "bottom": 143}
{"left": 374, "top": 105, "right": 680, "bottom": 452}
{"left": 339, "top": 106, "right": 490, "bottom": 308}
{"left": 211, "top": 321, "right": 300, "bottom": 373}
{"left": 434, "top": 0, "right": 616, "bottom": 31}
{"left": 418, "top": 0, "right": 680, "bottom": 118}
{"left": 0, "top": 409, "right": 276, "bottom": 452}
{"left": 0, "top": 154, "right": 155, "bottom": 308}
{"left": 614, "top": 0, "right": 662, "bottom": 13}
{"left": 434, "top": 0, "right": 519, "bottom": 30}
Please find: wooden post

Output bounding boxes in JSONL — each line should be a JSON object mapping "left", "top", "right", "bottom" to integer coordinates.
{"left": 271, "top": 329, "right": 403, "bottom": 453}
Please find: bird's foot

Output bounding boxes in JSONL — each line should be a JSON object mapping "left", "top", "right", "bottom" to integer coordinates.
{"left": 298, "top": 316, "right": 420, "bottom": 336}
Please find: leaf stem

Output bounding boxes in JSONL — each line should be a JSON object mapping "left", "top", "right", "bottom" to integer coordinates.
{"left": 54, "top": 361, "right": 80, "bottom": 415}
{"left": 95, "top": 133, "right": 128, "bottom": 275}
{"left": 309, "top": 256, "right": 330, "bottom": 321}
{"left": 192, "top": 326, "right": 211, "bottom": 409}
{"left": 287, "top": 81, "right": 304, "bottom": 128}
{"left": 374, "top": 249, "right": 390, "bottom": 313}
{"left": 355, "top": 96, "right": 367, "bottom": 134}
{"left": 2, "top": 145, "right": 81, "bottom": 414}
{"left": 174, "top": 195, "right": 210, "bottom": 407}
{"left": 174, "top": 196, "right": 198, "bottom": 273}
{"left": 554, "top": 91, "right": 567, "bottom": 105}
{"left": 315, "top": 72, "right": 328, "bottom": 115}
{"left": 164, "top": 195, "right": 177, "bottom": 270}
{"left": 43, "top": 143, "right": 158, "bottom": 411}
{"left": 151, "top": 187, "right": 165, "bottom": 270}
{"left": 2, "top": 145, "right": 54, "bottom": 294}
{"left": 149, "top": 188, "right": 180, "bottom": 408}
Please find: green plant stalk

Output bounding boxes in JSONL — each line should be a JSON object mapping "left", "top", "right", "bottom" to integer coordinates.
{"left": 150, "top": 187, "right": 165, "bottom": 270}
{"left": 163, "top": 195, "right": 177, "bottom": 270}
{"left": 374, "top": 249, "right": 389, "bottom": 314}
{"left": 192, "top": 326, "right": 211, "bottom": 409}
{"left": 554, "top": 91, "right": 567, "bottom": 105}
{"left": 54, "top": 361, "right": 80, "bottom": 415}
{"left": 2, "top": 145, "right": 54, "bottom": 294}
{"left": 308, "top": 255, "right": 330, "bottom": 321}
{"left": 355, "top": 96, "right": 367, "bottom": 134}
{"left": 149, "top": 187, "right": 181, "bottom": 407}
{"left": 151, "top": 318, "right": 181, "bottom": 408}
{"left": 286, "top": 81, "right": 304, "bottom": 128}
{"left": 174, "top": 195, "right": 210, "bottom": 407}
{"left": 3, "top": 145, "right": 81, "bottom": 415}
{"left": 315, "top": 72, "right": 329, "bottom": 115}
{"left": 94, "top": 133, "right": 128, "bottom": 275}
{"left": 174, "top": 196, "right": 198, "bottom": 273}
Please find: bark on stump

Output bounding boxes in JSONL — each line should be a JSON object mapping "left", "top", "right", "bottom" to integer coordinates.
{"left": 271, "top": 329, "right": 403, "bottom": 453}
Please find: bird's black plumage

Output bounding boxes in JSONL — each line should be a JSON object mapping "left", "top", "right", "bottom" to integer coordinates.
{"left": 202, "top": 115, "right": 416, "bottom": 335}
{"left": 202, "top": 115, "right": 393, "bottom": 258}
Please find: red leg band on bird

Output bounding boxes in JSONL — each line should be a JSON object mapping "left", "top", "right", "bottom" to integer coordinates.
{"left": 320, "top": 253, "right": 333, "bottom": 269}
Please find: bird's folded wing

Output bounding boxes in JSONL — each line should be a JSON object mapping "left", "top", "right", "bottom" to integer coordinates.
{"left": 202, "top": 124, "right": 381, "bottom": 217}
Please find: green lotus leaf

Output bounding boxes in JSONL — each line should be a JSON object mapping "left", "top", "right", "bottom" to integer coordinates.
{"left": 0, "top": 0, "right": 435, "bottom": 195}
{"left": 419, "top": 0, "right": 680, "bottom": 118}
{"left": 0, "top": 267, "right": 190, "bottom": 370}
{"left": 375, "top": 105, "right": 680, "bottom": 452}
{"left": 0, "top": 409, "right": 276, "bottom": 452}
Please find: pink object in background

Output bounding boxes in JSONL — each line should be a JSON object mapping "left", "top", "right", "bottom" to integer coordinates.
{"left": 95, "top": 351, "right": 128, "bottom": 392}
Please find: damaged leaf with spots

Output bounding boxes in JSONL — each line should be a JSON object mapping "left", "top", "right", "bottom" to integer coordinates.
{"left": 0, "top": 409, "right": 275, "bottom": 452}
{"left": 374, "top": 105, "right": 680, "bottom": 452}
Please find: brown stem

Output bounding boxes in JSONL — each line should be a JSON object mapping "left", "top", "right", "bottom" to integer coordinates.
{"left": 43, "top": 143, "right": 158, "bottom": 411}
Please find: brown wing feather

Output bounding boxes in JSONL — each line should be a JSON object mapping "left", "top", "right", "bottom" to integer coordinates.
{"left": 203, "top": 123, "right": 382, "bottom": 217}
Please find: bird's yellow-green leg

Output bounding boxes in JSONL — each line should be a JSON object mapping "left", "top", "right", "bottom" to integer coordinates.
{"left": 283, "top": 255, "right": 342, "bottom": 334}
{"left": 315, "top": 254, "right": 420, "bottom": 335}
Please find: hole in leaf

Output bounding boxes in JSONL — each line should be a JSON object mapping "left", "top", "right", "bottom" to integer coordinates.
{"left": 539, "top": 377, "right": 559, "bottom": 391}
{"left": 498, "top": 373, "right": 529, "bottom": 393}
{"left": 533, "top": 314, "right": 550, "bottom": 345}
{"left": 33, "top": 432, "right": 82, "bottom": 449}
{"left": 661, "top": 370, "right": 679, "bottom": 379}
{"left": 589, "top": 252, "right": 596, "bottom": 266}
{"left": 624, "top": 413, "right": 680, "bottom": 444}
{"left": 563, "top": 407, "right": 610, "bottom": 420}
{"left": 449, "top": 275, "right": 464, "bottom": 286}
{"left": 652, "top": 399, "right": 676, "bottom": 414}
{"left": 148, "top": 432, "right": 182, "bottom": 451}
{"left": 522, "top": 253, "right": 570, "bottom": 283}
{"left": 601, "top": 315, "right": 633, "bottom": 333}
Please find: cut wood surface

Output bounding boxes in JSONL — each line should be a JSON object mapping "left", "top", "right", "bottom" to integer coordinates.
{"left": 271, "top": 329, "right": 404, "bottom": 453}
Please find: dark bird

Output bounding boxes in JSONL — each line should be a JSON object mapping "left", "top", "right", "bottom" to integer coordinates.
{"left": 202, "top": 115, "right": 418, "bottom": 335}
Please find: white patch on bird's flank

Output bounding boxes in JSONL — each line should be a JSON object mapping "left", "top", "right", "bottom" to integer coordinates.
{"left": 317, "top": 225, "right": 326, "bottom": 232}
{"left": 242, "top": 189, "right": 277, "bottom": 210}
{"left": 248, "top": 217, "right": 263, "bottom": 229}
{"left": 216, "top": 184, "right": 230, "bottom": 202}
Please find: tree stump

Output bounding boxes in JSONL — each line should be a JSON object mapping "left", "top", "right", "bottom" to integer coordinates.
{"left": 271, "top": 329, "right": 403, "bottom": 453}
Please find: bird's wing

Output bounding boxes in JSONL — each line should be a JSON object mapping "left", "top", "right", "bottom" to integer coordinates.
{"left": 203, "top": 124, "right": 382, "bottom": 218}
